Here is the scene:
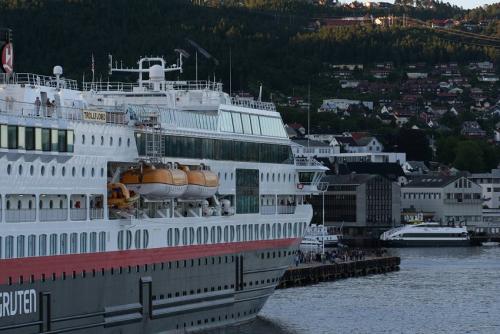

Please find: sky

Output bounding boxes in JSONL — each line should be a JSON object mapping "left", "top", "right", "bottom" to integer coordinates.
{"left": 430, "top": 1, "right": 497, "bottom": 9}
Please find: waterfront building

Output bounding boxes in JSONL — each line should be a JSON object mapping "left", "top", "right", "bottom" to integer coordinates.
{"left": 401, "top": 176, "right": 482, "bottom": 227}
{"left": 469, "top": 169, "right": 500, "bottom": 227}
{"left": 291, "top": 139, "right": 339, "bottom": 159}
{"left": 310, "top": 174, "right": 401, "bottom": 237}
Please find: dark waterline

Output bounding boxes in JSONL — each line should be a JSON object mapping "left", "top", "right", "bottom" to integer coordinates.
{"left": 225, "top": 247, "right": 500, "bottom": 334}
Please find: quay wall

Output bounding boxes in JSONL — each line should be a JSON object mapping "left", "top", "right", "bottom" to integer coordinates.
{"left": 277, "top": 256, "right": 400, "bottom": 289}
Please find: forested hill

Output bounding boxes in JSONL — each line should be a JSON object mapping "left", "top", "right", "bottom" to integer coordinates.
{"left": 0, "top": 0, "right": 497, "bottom": 98}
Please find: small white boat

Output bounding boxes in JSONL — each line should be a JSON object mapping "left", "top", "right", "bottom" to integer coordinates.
{"left": 304, "top": 224, "right": 342, "bottom": 248}
{"left": 482, "top": 241, "right": 499, "bottom": 247}
{"left": 299, "top": 237, "right": 322, "bottom": 253}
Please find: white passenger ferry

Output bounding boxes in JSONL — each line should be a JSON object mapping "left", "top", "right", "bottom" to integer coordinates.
{"left": 380, "top": 222, "right": 470, "bottom": 247}
{"left": 0, "top": 32, "right": 326, "bottom": 333}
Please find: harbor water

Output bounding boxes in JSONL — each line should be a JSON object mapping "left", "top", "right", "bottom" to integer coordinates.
{"left": 224, "top": 247, "right": 500, "bottom": 334}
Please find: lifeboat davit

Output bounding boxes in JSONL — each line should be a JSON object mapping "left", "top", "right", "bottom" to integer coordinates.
{"left": 121, "top": 166, "right": 188, "bottom": 200}
{"left": 107, "top": 183, "right": 139, "bottom": 209}
{"left": 181, "top": 166, "right": 219, "bottom": 199}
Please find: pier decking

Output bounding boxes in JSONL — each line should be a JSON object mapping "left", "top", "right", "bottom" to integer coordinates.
{"left": 277, "top": 256, "right": 400, "bottom": 289}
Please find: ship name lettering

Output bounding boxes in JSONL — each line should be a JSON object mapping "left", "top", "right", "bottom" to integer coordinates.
{"left": 83, "top": 110, "right": 107, "bottom": 122}
{"left": 0, "top": 289, "right": 36, "bottom": 318}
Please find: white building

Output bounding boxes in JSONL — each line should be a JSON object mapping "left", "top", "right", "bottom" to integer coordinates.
{"left": 319, "top": 99, "right": 374, "bottom": 113}
{"left": 291, "top": 139, "right": 338, "bottom": 158}
{"left": 331, "top": 152, "right": 406, "bottom": 165}
{"left": 401, "top": 176, "right": 482, "bottom": 227}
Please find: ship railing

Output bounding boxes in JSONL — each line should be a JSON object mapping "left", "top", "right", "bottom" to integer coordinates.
{"left": 4, "top": 209, "right": 36, "bottom": 223}
{"left": 230, "top": 97, "right": 276, "bottom": 112}
{"left": 70, "top": 208, "right": 87, "bottom": 221}
{"left": 0, "top": 72, "right": 78, "bottom": 90}
{"left": 261, "top": 205, "right": 296, "bottom": 215}
{"left": 40, "top": 209, "right": 67, "bottom": 222}
{"left": 82, "top": 80, "right": 223, "bottom": 92}
{"left": 0, "top": 98, "right": 128, "bottom": 125}
{"left": 90, "top": 208, "right": 104, "bottom": 220}
{"left": 294, "top": 157, "right": 325, "bottom": 167}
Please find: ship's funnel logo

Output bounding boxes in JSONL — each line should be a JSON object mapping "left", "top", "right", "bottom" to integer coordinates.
{"left": 2, "top": 43, "right": 13, "bottom": 74}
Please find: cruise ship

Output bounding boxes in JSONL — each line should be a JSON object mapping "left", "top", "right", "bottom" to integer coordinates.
{"left": 380, "top": 223, "right": 470, "bottom": 247}
{"left": 0, "top": 30, "right": 326, "bottom": 333}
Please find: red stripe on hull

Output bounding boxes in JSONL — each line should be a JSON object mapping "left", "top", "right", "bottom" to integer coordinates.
{"left": 0, "top": 238, "right": 300, "bottom": 284}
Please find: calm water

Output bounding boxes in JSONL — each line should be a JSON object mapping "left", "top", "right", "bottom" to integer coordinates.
{"left": 242, "top": 247, "right": 500, "bottom": 334}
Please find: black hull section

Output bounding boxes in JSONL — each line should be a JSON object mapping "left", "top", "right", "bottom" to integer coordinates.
{"left": 0, "top": 244, "right": 297, "bottom": 334}
{"left": 383, "top": 239, "right": 471, "bottom": 247}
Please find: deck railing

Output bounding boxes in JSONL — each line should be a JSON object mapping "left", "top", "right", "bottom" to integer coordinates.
{"left": 0, "top": 73, "right": 78, "bottom": 90}
{"left": 83, "top": 80, "right": 223, "bottom": 92}
{"left": 230, "top": 97, "right": 276, "bottom": 112}
{"left": 5, "top": 209, "right": 36, "bottom": 223}
{"left": 40, "top": 209, "right": 67, "bottom": 222}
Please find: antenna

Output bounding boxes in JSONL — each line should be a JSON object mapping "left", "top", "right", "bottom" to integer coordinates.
{"left": 307, "top": 82, "right": 311, "bottom": 145}
{"left": 229, "top": 48, "right": 232, "bottom": 96}
{"left": 258, "top": 83, "right": 262, "bottom": 102}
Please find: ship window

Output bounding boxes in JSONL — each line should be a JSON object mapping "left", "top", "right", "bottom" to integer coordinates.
{"left": 272, "top": 224, "right": 276, "bottom": 239}
{"left": 236, "top": 169, "right": 259, "bottom": 214}
{"left": 255, "top": 225, "right": 259, "bottom": 240}
{"left": 17, "top": 126, "right": 25, "bottom": 149}
{"left": 101, "top": 168, "right": 104, "bottom": 177}
{"left": 39, "top": 234, "right": 47, "bottom": 256}
{"left": 119, "top": 137, "right": 122, "bottom": 147}
{"left": 49, "top": 234, "right": 58, "bottom": 255}
{"left": 25, "top": 127, "right": 35, "bottom": 150}
{"left": 17, "top": 200, "right": 21, "bottom": 209}
{"left": 29, "top": 165, "right": 34, "bottom": 176}
{"left": 80, "top": 233, "right": 88, "bottom": 253}
{"left": 70, "top": 233, "right": 78, "bottom": 254}
{"left": 127, "top": 138, "right": 131, "bottom": 147}
{"left": 41, "top": 128, "right": 51, "bottom": 151}
{"left": 91, "top": 168, "right": 95, "bottom": 177}
{"left": 126, "top": 230, "right": 132, "bottom": 249}
{"left": 60, "top": 233, "right": 68, "bottom": 255}
{"left": 28, "top": 235, "right": 36, "bottom": 257}
{"left": 66, "top": 130, "right": 74, "bottom": 152}
{"left": 110, "top": 137, "right": 113, "bottom": 146}
{"left": 135, "top": 230, "right": 141, "bottom": 249}
{"left": 5, "top": 236, "right": 14, "bottom": 259}
{"left": 7, "top": 125, "right": 17, "bottom": 149}
{"left": 210, "top": 227, "right": 216, "bottom": 244}
{"left": 58, "top": 130, "right": 67, "bottom": 152}
{"left": 223, "top": 226, "right": 228, "bottom": 242}
{"left": 72, "top": 167, "right": 76, "bottom": 177}
{"left": 62, "top": 166, "right": 66, "bottom": 177}
{"left": 0, "top": 125, "right": 7, "bottom": 148}
{"left": 101, "top": 136, "right": 104, "bottom": 145}
{"left": 182, "top": 228, "right": 188, "bottom": 245}
{"left": 91, "top": 135, "right": 95, "bottom": 145}
{"left": 217, "top": 226, "right": 222, "bottom": 243}
{"left": 18, "top": 164, "right": 23, "bottom": 175}
{"left": 81, "top": 134, "right": 85, "bottom": 145}
{"left": 174, "top": 228, "right": 180, "bottom": 246}
{"left": 242, "top": 225, "right": 247, "bottom": 241}
{"left": 82, "top": 167, "right": 85, "bottom": 177}
{"left": 241, "top": 114, "right": 252, "bottom": 134}
{"left": 99, "top": 232, "right": 106, "bottom": 252}
{"left": 232, "top": 113, "right": 243, "bottom": 133}
{"left": 143, "top": 230, "right": 149, "bottom": 249}
{"left": 118, "top": 231, "right": 124, "bottom": 250}
{"left": 167, "top": 229, "right": 173, "bottom": 246}
{"left": 17, "top": 235, "right": 25, "bottom": 258}
{"left": 293, "top": 223, "right": 298, "bottom": 237}
{"left": 250, "top": 115, "right": 261, "bottom": 135}
{"left": 236, "top": 225, "right": 241, "bottom": 242}
{"left": 6, "top": 164, "right": 11, "bottom": 175}
{"left": 189, "top": 227, "right": 195, "bottom": 245}
{"left": 260, "top": 225, "right": 265, "bottom": 240}
{"left": 196, "top": 227, "right": 202, "bottom": 244}
{"left": 51, "top": 166, "right": 56, "bottom": 176}
{"left": 90, "top": 232, "right": 97, "bottom": 252}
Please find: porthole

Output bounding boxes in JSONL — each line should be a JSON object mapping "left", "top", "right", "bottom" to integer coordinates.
{"left": 51, "top": 166, "right": 56, "bottom": 176}
{"left": 30, "top": 165, "right": 34, "bottom": 176}
{"left": 91, "top": 135, "right": 95, "bottom": 145}
{"left": 91, "top": 168, "right": 95, "bottom": 177}
{"left": 260, "top": 173, "right": 263, "bottom": 182}
{"left": 224, "top": 173, "right": 227, "bottom": 180}
{"left": 278, "top": 174, "right": 281, "bottom": 182}
{"left": 82, "top": 135, "right": 85, "bottom": 144}
{"left": 266, "top": 173, "right": 269, "bottom": 182}
{"left": 100, "top": 136, "right": 104, "bottom": 145}
{"left": 18, "top": 165, "right": 23, "bottom": 175}
{"left": 118, "top": 137, "right": 122, "bottom": 147}
{"left": 62, "top": 166, "right": 66, "bottom": 176}
{"left": 72, "top": 167, "right": 76, "bottom": 177}
{"left": 82, "top": 167, "right": 85, "bottom": 177}
{"left": 41, "top": 166, "right": 45, "bottom": 176}
{"left": 231, "top": 173, "right": 233, "bottom": 180}
{"left": 127, "top": 138, "right": 131, "bottom": 147}
{"left": 7, "top": 164, "right": 11, "bottom": 175}
{"left": 272, "top": 173, "right": 275, "bottom": 182}
{"left": 100, "top": 168, "right": 104, "bottom": 177}
{"left": 109, "top": 137, "right": 113, "bottom": 146}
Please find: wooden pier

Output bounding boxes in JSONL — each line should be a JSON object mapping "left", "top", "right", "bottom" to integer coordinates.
{"left": 277, "top": 256, "right": 400, "bottom": 289}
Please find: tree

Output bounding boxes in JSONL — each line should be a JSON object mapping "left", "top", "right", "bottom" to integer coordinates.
{"left": 453, "top": 141, "right": 484, "bottom": 173}
{"left": 395, "top": 129, "right": 433, "bottom": 161}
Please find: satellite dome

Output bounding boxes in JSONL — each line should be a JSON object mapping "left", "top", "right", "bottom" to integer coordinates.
{"left": 53, "top": 66, "right": 63, "bottom": 76}
{"left": 149, "top": 64, "right": 164, "bottom": 81}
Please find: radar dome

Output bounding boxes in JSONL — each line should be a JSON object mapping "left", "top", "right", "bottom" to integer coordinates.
{"left": 53, "top": 66, "right": 63, "bottom": 76}
{"left": 149, "top": 64, "right": 164, "bottom": 81}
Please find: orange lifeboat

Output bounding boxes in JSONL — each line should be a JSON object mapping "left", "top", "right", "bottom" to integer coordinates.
{"left": 121, "top": 166, "right": 188, "bottom": 200}
{"left": 180, "top": 166, "right": 219, "bottom": 199}
{"left": 107, "top": 183, "right": 139, "bottom": 209}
